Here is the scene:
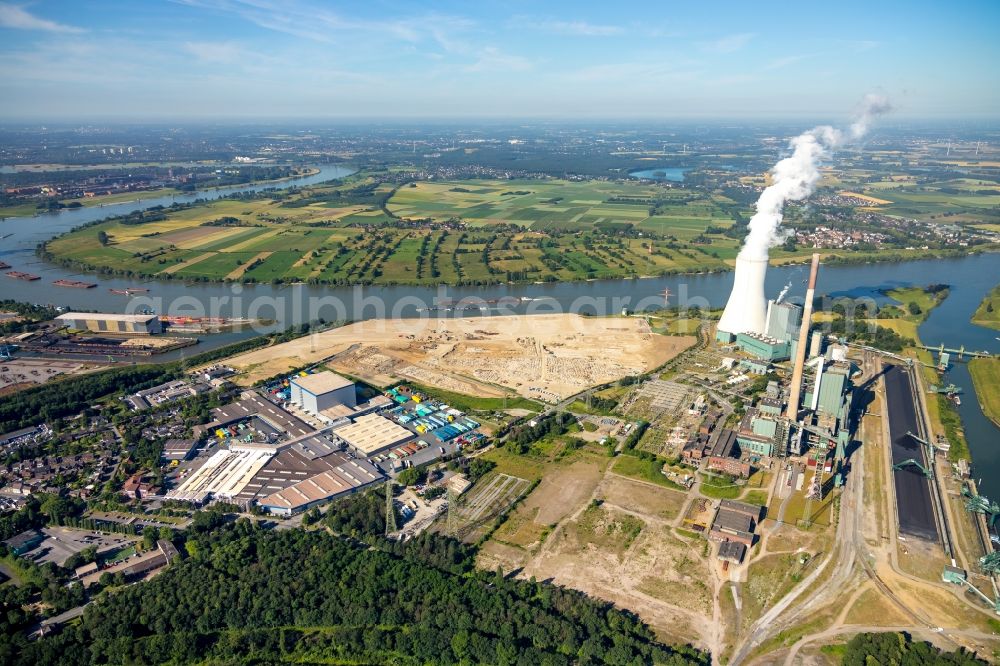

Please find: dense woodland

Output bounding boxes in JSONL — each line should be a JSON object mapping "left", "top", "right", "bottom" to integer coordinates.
{"left": 6, "top": 520, "right": 709, "bottom": 665}
{"left": 840, "top": 632, "right": 987, "bottom": 665}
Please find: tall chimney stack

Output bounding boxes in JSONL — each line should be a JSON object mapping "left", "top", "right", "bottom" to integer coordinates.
{"left": 786, "top": 253, "right": 821, "bottom": 420}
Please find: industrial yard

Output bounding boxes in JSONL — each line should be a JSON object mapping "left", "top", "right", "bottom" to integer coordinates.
{"left": 0, "top": 358, "right": 97, "bottom": 394}
{"left": 220, "top": 313, "right": 695, "bottom": 400}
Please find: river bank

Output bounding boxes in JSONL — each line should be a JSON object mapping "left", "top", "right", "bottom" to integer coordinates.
{"left": 0, "top": 166, "right": 323, "bottom": 221}
{"left": 968, "top": 358, "right": 1000, "bottom": 429}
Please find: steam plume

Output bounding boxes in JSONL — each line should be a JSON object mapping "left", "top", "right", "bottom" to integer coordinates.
{"left": 775, "top": 280, "right": 792, "bottom": 304}
{"left": 738, "top": 94, "right": 891, "bottom": 261}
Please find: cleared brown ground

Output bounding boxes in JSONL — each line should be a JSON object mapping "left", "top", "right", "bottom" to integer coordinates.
{"left": 222, "top": 314, "right": 695, "bottom": 397}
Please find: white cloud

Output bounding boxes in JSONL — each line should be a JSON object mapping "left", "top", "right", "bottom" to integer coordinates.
{"left": 698, "top": 32, "right": 755, "bottom": 54}
{"left": 182, "top": 41, "right": 245, "bottom": 64}
{"left": 463, "top": 47, "right": 532, "bottom": 72}
{"left": 764, "top": 54, "right": 810, "bottom": 70}
{"left": 0, "top": 2, "right": 84, "bottom": 33}
{"left": 511, "top": 16, "right": 625, "bottom": 37}
{"left": 176, "top": 0, "right": 475, "bottom": 52}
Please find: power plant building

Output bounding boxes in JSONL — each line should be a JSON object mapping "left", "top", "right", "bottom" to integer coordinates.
{"left": 55, "top": 312, "right": 162, "bottom": 335}
{"left": 290, "top": 371, "right": 356, "bottom": 414}
{"left": 815, "top": 364, "right": 850, "bottom": 418}
{"left": 764, "top": 301, "right": 802, "bottom": 343}
{"left": 735, "top": 332, "right": 790, "bottom": 361}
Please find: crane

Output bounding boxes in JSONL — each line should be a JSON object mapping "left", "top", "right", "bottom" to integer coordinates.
{"left": 893, "top": 458, "right": 933, "bottom": 479}
{"left": 981, "top": 551, "right": 1000, "bottom": 576}
{"left": 961, "top": 486, "right": 1000, "bottom": 529}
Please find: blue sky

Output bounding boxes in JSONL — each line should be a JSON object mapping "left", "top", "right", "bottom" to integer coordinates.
{"left": 0, "top": 0, "right": 998, "bottom": 120}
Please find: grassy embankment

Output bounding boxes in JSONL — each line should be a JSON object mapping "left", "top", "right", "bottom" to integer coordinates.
{"left": 971, "top": 284, "right": 1000, "bottom": 330}
{"left": 969, "top": 357, "right": 1000, "bottom": 429}
{"left": 403, "top": 382, "right": 542, "bottom": 415}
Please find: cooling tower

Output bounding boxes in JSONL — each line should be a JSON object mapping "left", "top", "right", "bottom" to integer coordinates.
{"left": 717, "top": 256, "right": 768, "bottom": 336}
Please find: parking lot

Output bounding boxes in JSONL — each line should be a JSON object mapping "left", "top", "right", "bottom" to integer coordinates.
{"left": 370, "top": 388, "right": 487, "bottom": 474}
{"left": 24, "top": 527, "right": 134, "bottom": 567}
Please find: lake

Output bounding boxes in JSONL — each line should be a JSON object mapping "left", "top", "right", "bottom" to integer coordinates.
{"left": 628, "top": 167, "right": 688, "bottom": 182}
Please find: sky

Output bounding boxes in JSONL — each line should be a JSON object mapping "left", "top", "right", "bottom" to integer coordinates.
{"left": 0, "top": 0, "right": 998, "bottom": 121}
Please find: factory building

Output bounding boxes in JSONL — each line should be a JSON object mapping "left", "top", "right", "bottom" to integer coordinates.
{"left": 736, "top": 433, "right": 775, "bottom": 457}
{"left": 706, "top": 428, "right": 752, "bottom": 478}
{"left": 257, "top": 458, "right": 382, "bottom": 517}
{"left": 55, "top": 312, "right": 162, "bottom": 335}
{"left": 764, "top": 301, "right": 802, "bottom": 343}
{"left": 708, "top": 500, "right": 762, "bottom": 546}
{"left": 333, "top": 413, "right": 415, "bottom": 457}
{"left": 290, "top": 371, "right": 356, "bottom": 414}
{"left": 815, "top": 364, "right": 849, "bottom": 418}
{"left": 735, "top": 332, "right": 790, "bottom": 361}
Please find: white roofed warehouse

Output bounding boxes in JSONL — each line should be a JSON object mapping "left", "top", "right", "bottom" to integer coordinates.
{"left": 290, "top": 371, "right": 356, "bottom": 414}
{"left": 333, "top": 413, "right": 414, "bottom": 457}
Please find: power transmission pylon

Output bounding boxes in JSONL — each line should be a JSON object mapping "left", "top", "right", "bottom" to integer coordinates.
{"left": 385, "top": 480, "right": 397, "bottom": 536}
{"left": 446, "top": 484, "right": 458, "bottom": 537}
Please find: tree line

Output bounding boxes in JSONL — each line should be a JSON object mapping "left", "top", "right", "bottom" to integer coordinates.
{"left": 8, "top": 520, "right": 709, "bottom": 665}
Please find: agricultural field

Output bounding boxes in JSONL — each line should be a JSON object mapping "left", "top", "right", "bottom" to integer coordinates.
{"left": 41, "top": 165, "right": 1000, "bottom": 287}
{"left": 387, "top": 178, "right": 737, "bottom": 235}
{"left": 831, "top": 163, "right": 1000, "bottom": 225}
{"left": 41, "top": 175, "right": 751, "bottom": 285}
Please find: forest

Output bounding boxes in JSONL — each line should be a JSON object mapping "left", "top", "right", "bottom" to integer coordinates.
{"left": 6, "top": 519, "right": 709, "bottom": 665}
{"left": 838, "top": 631, "right": 987, "bottom": 665}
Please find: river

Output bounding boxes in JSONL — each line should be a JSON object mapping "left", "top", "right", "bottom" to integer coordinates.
{"left": 0, "top": 167, "right": 998, "bottom": 497}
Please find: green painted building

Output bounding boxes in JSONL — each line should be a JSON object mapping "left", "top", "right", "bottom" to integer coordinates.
{"left": 737, "top": 433, "right": 774, "bottom": 457}
{"left": 735, "top": 332, "right": 791, "bottom": 361}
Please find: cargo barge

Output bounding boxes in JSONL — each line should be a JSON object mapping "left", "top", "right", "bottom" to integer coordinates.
{"left": 54, "top": 279, "right": 97, "bottom": 289}
{"left": 109, "top": 287, "right": 150, "bottom": 295}
{"left": 5, "top": 271, "right": 40, "bottom": 281}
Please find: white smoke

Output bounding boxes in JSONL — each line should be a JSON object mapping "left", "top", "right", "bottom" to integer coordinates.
{"left": 775, "top": 280, "right": 792, "bottom": 303}
{"left": 738, "top": 94, "right": 891, "bottom": 261}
